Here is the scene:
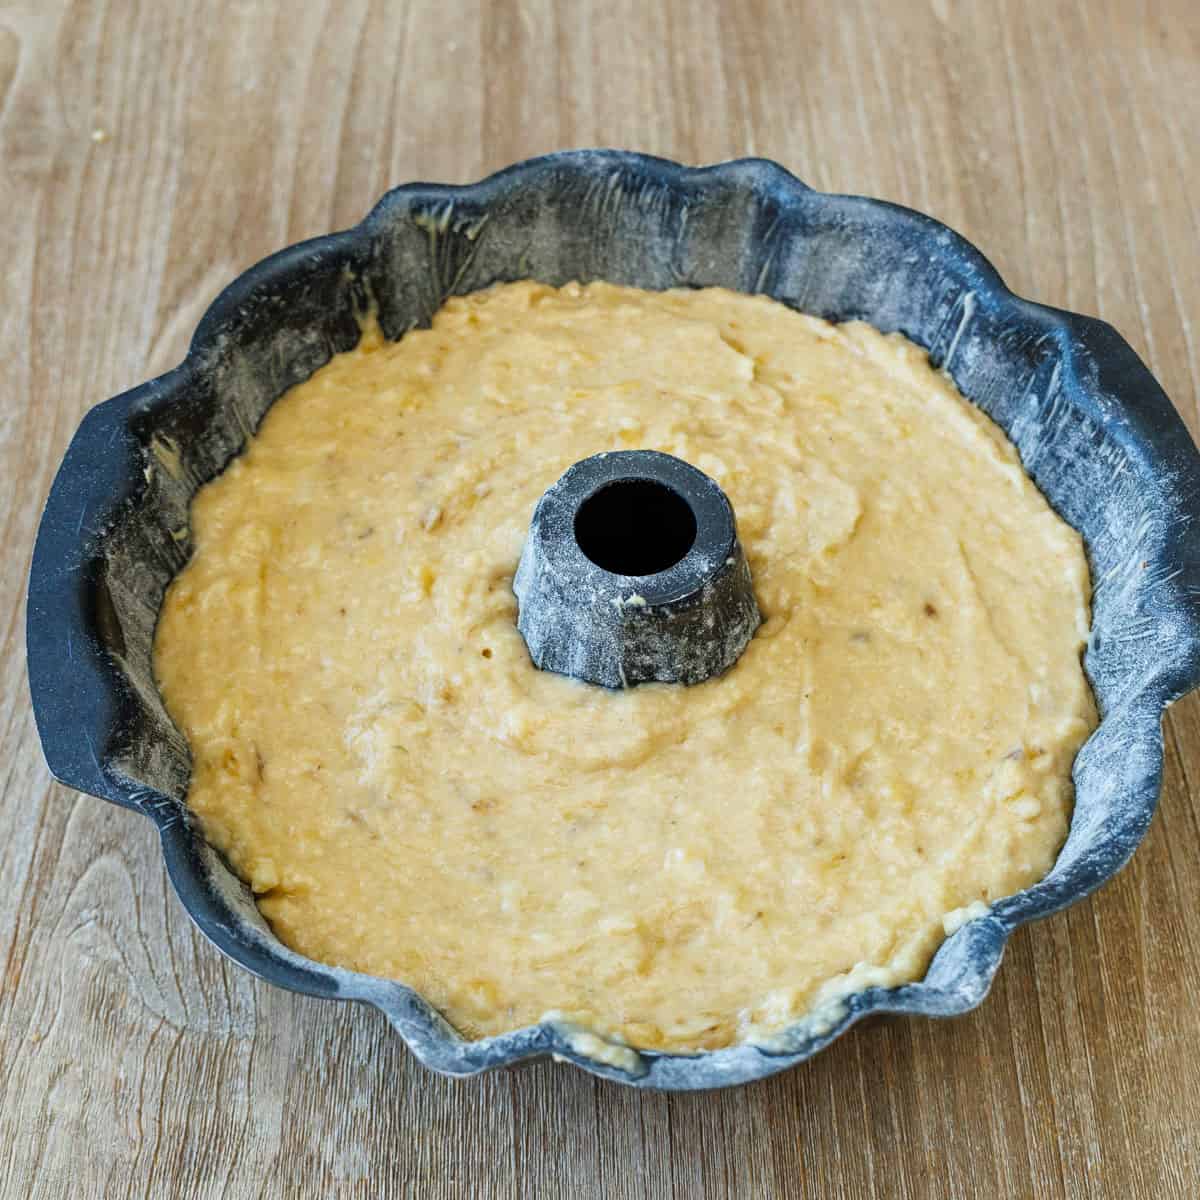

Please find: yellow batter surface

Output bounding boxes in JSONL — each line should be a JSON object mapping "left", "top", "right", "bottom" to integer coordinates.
{"left": 154, "top": 281, "right": 1097, "bottom": 1052}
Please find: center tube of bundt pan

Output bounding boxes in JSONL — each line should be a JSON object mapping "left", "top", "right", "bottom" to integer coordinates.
{"left": 512, "top": 450, "right": 761, "bottom": 688}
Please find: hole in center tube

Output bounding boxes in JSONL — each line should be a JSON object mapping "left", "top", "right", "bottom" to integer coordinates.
{"left": 574, "top": 479, "right": 697, "bottom": 576}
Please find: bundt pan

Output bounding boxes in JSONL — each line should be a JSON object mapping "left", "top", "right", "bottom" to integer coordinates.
{"left": 27, "top": 151, "right": 1200, "bottom": 1089}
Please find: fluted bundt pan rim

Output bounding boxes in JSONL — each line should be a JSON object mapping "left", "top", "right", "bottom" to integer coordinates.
{"left": 27, "top": 150, "right": 1200, "bottom": 1089}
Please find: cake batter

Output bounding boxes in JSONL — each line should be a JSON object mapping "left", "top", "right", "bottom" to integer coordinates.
{"left": 154, "top": 281, "right": 1097, "bottom": 1052}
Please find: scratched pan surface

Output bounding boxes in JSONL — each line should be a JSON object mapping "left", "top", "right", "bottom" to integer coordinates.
{"left": 26, "top": 151, "right": 1200, "bottom": 1089}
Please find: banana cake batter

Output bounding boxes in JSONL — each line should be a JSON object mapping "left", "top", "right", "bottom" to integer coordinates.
{"left": 154, "top": 281, "right": 1097, "bottom": 1052}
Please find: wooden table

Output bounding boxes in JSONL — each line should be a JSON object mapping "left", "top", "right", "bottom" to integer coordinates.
{"left": 3, "top": 2, "right": 1199, "bottom": 1196}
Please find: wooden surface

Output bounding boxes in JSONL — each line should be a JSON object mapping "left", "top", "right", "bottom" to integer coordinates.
{"left": 2, "top": 1, "right": 1199, "bottom": 1196}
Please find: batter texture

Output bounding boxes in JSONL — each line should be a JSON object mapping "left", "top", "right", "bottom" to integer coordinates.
{"left": 154, "top": 281, "right": 1097, "bottom": 1052}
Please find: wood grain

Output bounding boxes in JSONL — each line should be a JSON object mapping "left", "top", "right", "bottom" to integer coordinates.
{"left": 2, "top": 0, "right": 1199, "bottom": 1195}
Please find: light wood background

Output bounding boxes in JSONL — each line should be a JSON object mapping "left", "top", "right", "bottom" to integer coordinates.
{"left": 2, "top": 1, "right": 1199, "bottom": 1196}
